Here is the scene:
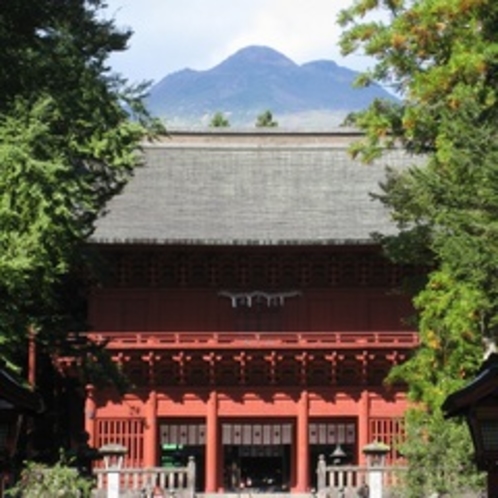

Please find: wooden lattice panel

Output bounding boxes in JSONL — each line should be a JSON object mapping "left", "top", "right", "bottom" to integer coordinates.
{"left": 309, "top": 421, "right": 356, "bottom": 445}
{"left": 369, "top": 417, "right": 405, "bottom": 464}
{"left": 95, "top": 418, "right": 145, "bottom": 467}
{"left": 367, "top": 357, "right": 392, "bottom": 386}
{"left": 102, "top": 248, "right": 419, "bottom": 290}
{"left": 306, "top": 355, "right": 332, "bottom": 386}
{"left": 336, "top": 357, "right": 362, "bottom": 386}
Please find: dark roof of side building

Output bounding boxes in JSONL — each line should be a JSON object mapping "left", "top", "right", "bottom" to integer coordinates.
{"left": 91, "top": 130, "right": 418, "bottom": 246}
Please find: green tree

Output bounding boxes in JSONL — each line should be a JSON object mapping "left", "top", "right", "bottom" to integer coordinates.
{"left": 255, "top": 110, "right": 278, "bottom": 127}
{"left": 0, "top": 0, "right": 162, "bottom": 462}
{"left": 0, "top": 0, "right": 161, "bottom": 365}
{"left": 209, "top": 111, "right": 230, "bottom": 127}
{"left": 339, "top": 0, "right": 498, "bottom": 494}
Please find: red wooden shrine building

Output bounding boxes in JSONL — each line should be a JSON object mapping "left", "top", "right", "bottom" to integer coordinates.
{"left": 83, "top": 130, "right": 419, "bottom": 493}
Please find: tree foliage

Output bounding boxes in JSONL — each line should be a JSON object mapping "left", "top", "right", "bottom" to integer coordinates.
{"left": 209, "top": 111, "right": 230, "bottom": 128}
{"left": 255, "top": 110, "right": 278, "bottom": 127}
{"left": 339, "top": 0, "right": 498, "bottom": 494}
{"left": 396, "top": 410, "right": 483, "bottom": 498}
{"left": 7, "top": 457, "right": 93, "bottom": 497}
{"left": 0, "top": 0, "right": 162, "bottom": 371}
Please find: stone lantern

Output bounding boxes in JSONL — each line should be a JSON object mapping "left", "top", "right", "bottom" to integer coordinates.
{"left": 362, "top": 440, "right": 390, "bottom": 498}
{"left": 99, "top": 443, "right": 127, "bottom": 498}
{"left": 330, "top": 444, "right": 347, "bottom": 466}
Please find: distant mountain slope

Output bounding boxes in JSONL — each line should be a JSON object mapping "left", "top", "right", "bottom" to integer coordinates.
{"left": 146, "top": 45, "right": 396, "bottom": 128}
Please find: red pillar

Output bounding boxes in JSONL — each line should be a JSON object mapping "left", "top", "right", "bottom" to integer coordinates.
{"left": 144, "top": 390, "right": 158, "bottom": 467}
{"left": 296, "top": 389, "right": 309, "bottom": 492}
{"left": 28, "top": 326, "right": 37, "bottom": 387}
{"left": 84, "top": 384, "right": 97, "bottom": 447}
{"left": 358, "top": 390, "right": 370, "bottom": 465}
{"left": 205, "top": 390, "right": 218, "bottom": 492}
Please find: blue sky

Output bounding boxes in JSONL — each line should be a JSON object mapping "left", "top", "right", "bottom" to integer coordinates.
{"left": 103, "top": 0, "right": 373, "bottom": 85}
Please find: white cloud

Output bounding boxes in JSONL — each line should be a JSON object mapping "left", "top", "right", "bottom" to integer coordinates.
{"left": 103, "top": 0, "right": 373, "bottom": 84}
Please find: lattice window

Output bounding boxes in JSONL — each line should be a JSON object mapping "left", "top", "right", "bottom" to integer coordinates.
{"left": 337, "top": 254, "right": 358, "bottom": 286}
{"left": 175, "top": 252, "right": 189, "bottom": 286}
{"left": 245, "top": 358, "right": 270, "bottom": 385}
{"left": 207, "top": 253, "right": 219, "bottom": 287}
{"left": 189, "top": 254, "right": 211, "bottom": 287}
{"left": 125, "top": 254, "right": 150, "bottom": 287}
{"left": 369, "top": 417, "right": 405, "bottom": 464}
{"left": 222, "top": 423, "right": 292, "bottom": 445}
{"left": 326, "top": 255, "right": 339, "bottom": 286}
{"left": 279, "top": 255, "right": 298, "bottom": 287}
{"left": 369, "top": 255, "right": 392, "bottom": 287}
{"left": 277, "top": 357, "right": 299, "bottom": 386}
{"left": 95, "top": 418, "right": 145, "bottom": 467}
{"left": 357, "top": 255, "right": 371, "bottom": 286}
{"left": 160, "top": 422, "right": 206, "bottom": 446}
{"left": 310, "top": 255, "right": 329, "bottom": 287}
{"left": 336, "top": 356, "right": 362, "bottom": 386}
{"left": 102, "top": 248, "right": 421, "bottom": 290}
{"left": 237, "top": 254, "right": 249, "bottom": 286}
{"left": 217, "top": 366, "right": 239, "bottom": 386}
{"left": 309, "top": 421, "right": 356, "bottom": 445}
{"left": 368, "top": 360, "right": 392, "bottom": 386}
{"left": 108, "top": 252, "right": 126, "bottom": 286}
{"left": 218, "top": 255, "right": 240, "bottom": 288}
{"left": 187, "top": 361, "right": 210, "bottom": 386}
{"left": 298, "top": 253, "right": 311, "bottom": 286}
{"left": 156, "top": 253, "right": 179, "bottom": 287}
{"left": 156, "top": 358, "right": 180, "bottom": 386}
{"left": 125, "top": 358, "right": 148, "bottom": 387}
{"left": 249, "top": 255, "right": 269, "bottom": 287}
{"left": 307, "top": 356, "right": 331, "bottom": 386}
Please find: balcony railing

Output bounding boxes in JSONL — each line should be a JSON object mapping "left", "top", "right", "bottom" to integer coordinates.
{"left": 86, "top": 330, "right": 418, "bottom": 351}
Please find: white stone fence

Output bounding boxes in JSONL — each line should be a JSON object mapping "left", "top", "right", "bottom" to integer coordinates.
{"left": 92, "top": 456, "right": 195, "bottom": 498}
{"left": 316, "top": 455, "right": 407, "bottom": 498}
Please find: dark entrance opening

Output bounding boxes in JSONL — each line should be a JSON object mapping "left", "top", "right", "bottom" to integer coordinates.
{"left": 224, "top": 445, "right": 291, "bottom": 492}
{"left": 222, "top": 422, "right": 293, "bottom": 492}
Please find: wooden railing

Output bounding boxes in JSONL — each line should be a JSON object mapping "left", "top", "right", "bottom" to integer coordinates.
{"left": 92, "top": 457, "right": 195, "bottom": 498}
{"left": 87, "top": 330, "right": 419, "bottom": 351}
{"left": 316, "top": 455, "right": 406, "bottom": 498}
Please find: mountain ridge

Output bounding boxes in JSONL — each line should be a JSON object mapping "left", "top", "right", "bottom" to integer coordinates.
{"left": 146, "top": 45, "right": 396, "bottom": 128}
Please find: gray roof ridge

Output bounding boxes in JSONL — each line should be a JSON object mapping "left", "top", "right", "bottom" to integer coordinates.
{"left": 143, "top": 143, "right": 358, "bottom": 150}
{"left": 89, "top": 237, "right": 378, "bottom": 246}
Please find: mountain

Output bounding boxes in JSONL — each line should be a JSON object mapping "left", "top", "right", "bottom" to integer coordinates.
{"left": 146, "top": 45, "right": 397, "bottom": 128}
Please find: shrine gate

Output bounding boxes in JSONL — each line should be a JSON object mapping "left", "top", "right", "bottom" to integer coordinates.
{"left": 83, "top": 130, "right": 420, "bottom": 493}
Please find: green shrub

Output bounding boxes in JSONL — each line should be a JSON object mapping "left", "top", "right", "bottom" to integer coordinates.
{"left": 7, "top": 458, "right": 93, "bottom": 497}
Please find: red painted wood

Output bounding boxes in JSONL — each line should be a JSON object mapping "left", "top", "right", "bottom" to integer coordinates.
{"left": 143, "top": 391, "right": 157, "bottom": 467}
{"left": 295, "top": 391, "right": 309, "bottom": 492}
{"left": 206, "top": 391, "right": 218, "bottom": 492}
{"left": 89, "top": 288, "right": 413, "bottom": 333}
{"left": 84, "top": 385, "right": 96, "bottom": 447}
{"left": 358, "top": 391, "right": 370, "bottom": 465}
{"left": 82, "top": 246, "right": 420, "bottom": 492}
